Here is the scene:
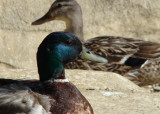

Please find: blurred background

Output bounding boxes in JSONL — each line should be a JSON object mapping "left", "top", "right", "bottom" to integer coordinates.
{"left": 1, "top": 0, "right": 160, "bottom": 69}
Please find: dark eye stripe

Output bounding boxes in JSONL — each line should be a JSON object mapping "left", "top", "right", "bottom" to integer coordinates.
{"left": 53, "top": 3, "right": 72, "bottom": 9}
{"left": 57, "top": 4, "right": 62, "bottom": 7}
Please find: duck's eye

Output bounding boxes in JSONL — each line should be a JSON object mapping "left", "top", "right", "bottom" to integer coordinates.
{"left": 46, "top": 47, "right": 51, "bottom": 52}
{"left": 86, "top": 51, "right": 91, "bottom": 54}
{"left": 46, "top": 46, "right": 53, "bottom": 52}
{"left": 57, "top": 4, "right": 62, "bottom": 8}
{"left": 65, "top": 39, "right": 74, "bottom": 46}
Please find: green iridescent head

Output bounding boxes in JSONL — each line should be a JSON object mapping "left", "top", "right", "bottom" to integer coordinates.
{"left": 37, "top": 32, "right": 82, "bottom": 81}
{"left": 37, "top": 32, "right": 108, "bottom": 82}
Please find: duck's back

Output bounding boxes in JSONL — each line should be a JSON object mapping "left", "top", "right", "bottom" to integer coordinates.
{"left": 0, "top": 79, "right": 93, "bottom": 114}
{"left": 66, "top": 36, "right": 160, "bottom": 86}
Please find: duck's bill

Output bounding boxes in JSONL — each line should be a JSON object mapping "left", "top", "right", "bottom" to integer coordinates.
{"left": 32, "top": 12, "right": 54, "bottom": 25}
{"left": 79, "top": 46, "right": 108, "bottom": 63}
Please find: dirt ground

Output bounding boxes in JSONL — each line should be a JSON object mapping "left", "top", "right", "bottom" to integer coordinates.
{"left": 0, "top": 65, "right": 160, "bottom": 114}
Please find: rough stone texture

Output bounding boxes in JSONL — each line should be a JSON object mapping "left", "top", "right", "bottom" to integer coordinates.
{"left": 0, "top": 68, "right": 160, "bottom": 114}
{"left": 0, "top": 68, "right": 143, "bottom": 92}
{"left": 83, "top": 90, "right": 160, "bottom": 114}
{"left": 0, "top": 0, "right": 160, "bottom": 68}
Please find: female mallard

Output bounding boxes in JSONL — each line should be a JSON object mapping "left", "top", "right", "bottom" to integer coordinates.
{"left": 0, "top": 32, "right": 95, "bottom": 114}
{"left": 32, "top": 0, "right": 160, "bottom": 86}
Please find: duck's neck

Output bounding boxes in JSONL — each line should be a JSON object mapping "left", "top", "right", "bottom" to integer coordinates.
{"left": 64, "top": 16, "right": 84, "bottom": 42}
{"left": 38, "top": 55, "right": 66, "bottom": 82}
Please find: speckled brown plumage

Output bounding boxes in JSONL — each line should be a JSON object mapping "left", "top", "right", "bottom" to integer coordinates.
{"left": 125, "top": 59, "right": 160, "bottom": 86}
{"left": 32, "top": 0, "right": 160, "bottom": 86}
{"left": 0, "top": 79, "right": 93, "bottom": 114}
{"left": 66, "top": 36, "right": 160, "bottom": 86}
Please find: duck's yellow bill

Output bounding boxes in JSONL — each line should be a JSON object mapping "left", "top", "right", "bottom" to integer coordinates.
{"left": 80, "top": 46, "right": 108, "bottom": 63}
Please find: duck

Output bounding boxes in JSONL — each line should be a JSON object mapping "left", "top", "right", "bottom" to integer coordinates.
{"left": 0, "top": 32, "right": 95, "bottom": 114}
{"left": 31, "top": 0, "right": 160, "bottom": 86}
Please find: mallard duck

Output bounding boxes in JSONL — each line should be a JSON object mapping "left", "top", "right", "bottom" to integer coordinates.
{"left": 0, "top": 32, "right": 95, "bottom": 114}
{"left": 32, "top": 0, "right": 160, "bottom": 86}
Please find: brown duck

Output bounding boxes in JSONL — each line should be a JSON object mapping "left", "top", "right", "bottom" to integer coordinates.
{"left": 32, "top": 0, "right": 160, "bottom": 86}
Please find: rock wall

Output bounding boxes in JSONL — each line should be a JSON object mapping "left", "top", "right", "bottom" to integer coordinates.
{"left": 0, "top": 0, "right": 160, "bottom": 68}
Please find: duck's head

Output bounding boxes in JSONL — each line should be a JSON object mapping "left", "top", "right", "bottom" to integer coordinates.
{"left": 37, "top": 32, "right": 82, "bottom": 81}
{"left": 32, "top": 0, "right": 84, "bottom": 41}
{"left": 37, "top": 32, "right": 108, "bottom": 82}
{"left": 32, "top": 0, "right": 81, "bottom": 25}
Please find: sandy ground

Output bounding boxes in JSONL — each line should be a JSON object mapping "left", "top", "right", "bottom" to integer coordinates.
{"left": 83, "top": 90, "right": 160, "bottom": 114}
{"left": 0, "top": 65, "right": 160, "bottom": 114}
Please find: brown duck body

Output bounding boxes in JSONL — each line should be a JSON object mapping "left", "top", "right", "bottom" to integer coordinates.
{"left": 32, "top": 0, "right": 160, "bottom": 86}
{"left": 0, "top": 79, "right": 93, "bottom": 114}
{"left": 66, "top": 36, "right": 160, "bottom": 86}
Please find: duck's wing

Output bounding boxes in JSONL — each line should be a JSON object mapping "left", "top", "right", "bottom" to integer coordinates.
{"left": 85, "top": 36, "right": 160, "bottom": 68}
{"left": 66, "top": 59, "right": 132, "bottom": 75}
{"left": 0, "top": 79, "right": 52, "bottom": 114}
{"left": 67, "top": 35, "right": 160, "bottom": 70}
{"left": 66, "top": 36, "right": 160, "bottom": 86}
